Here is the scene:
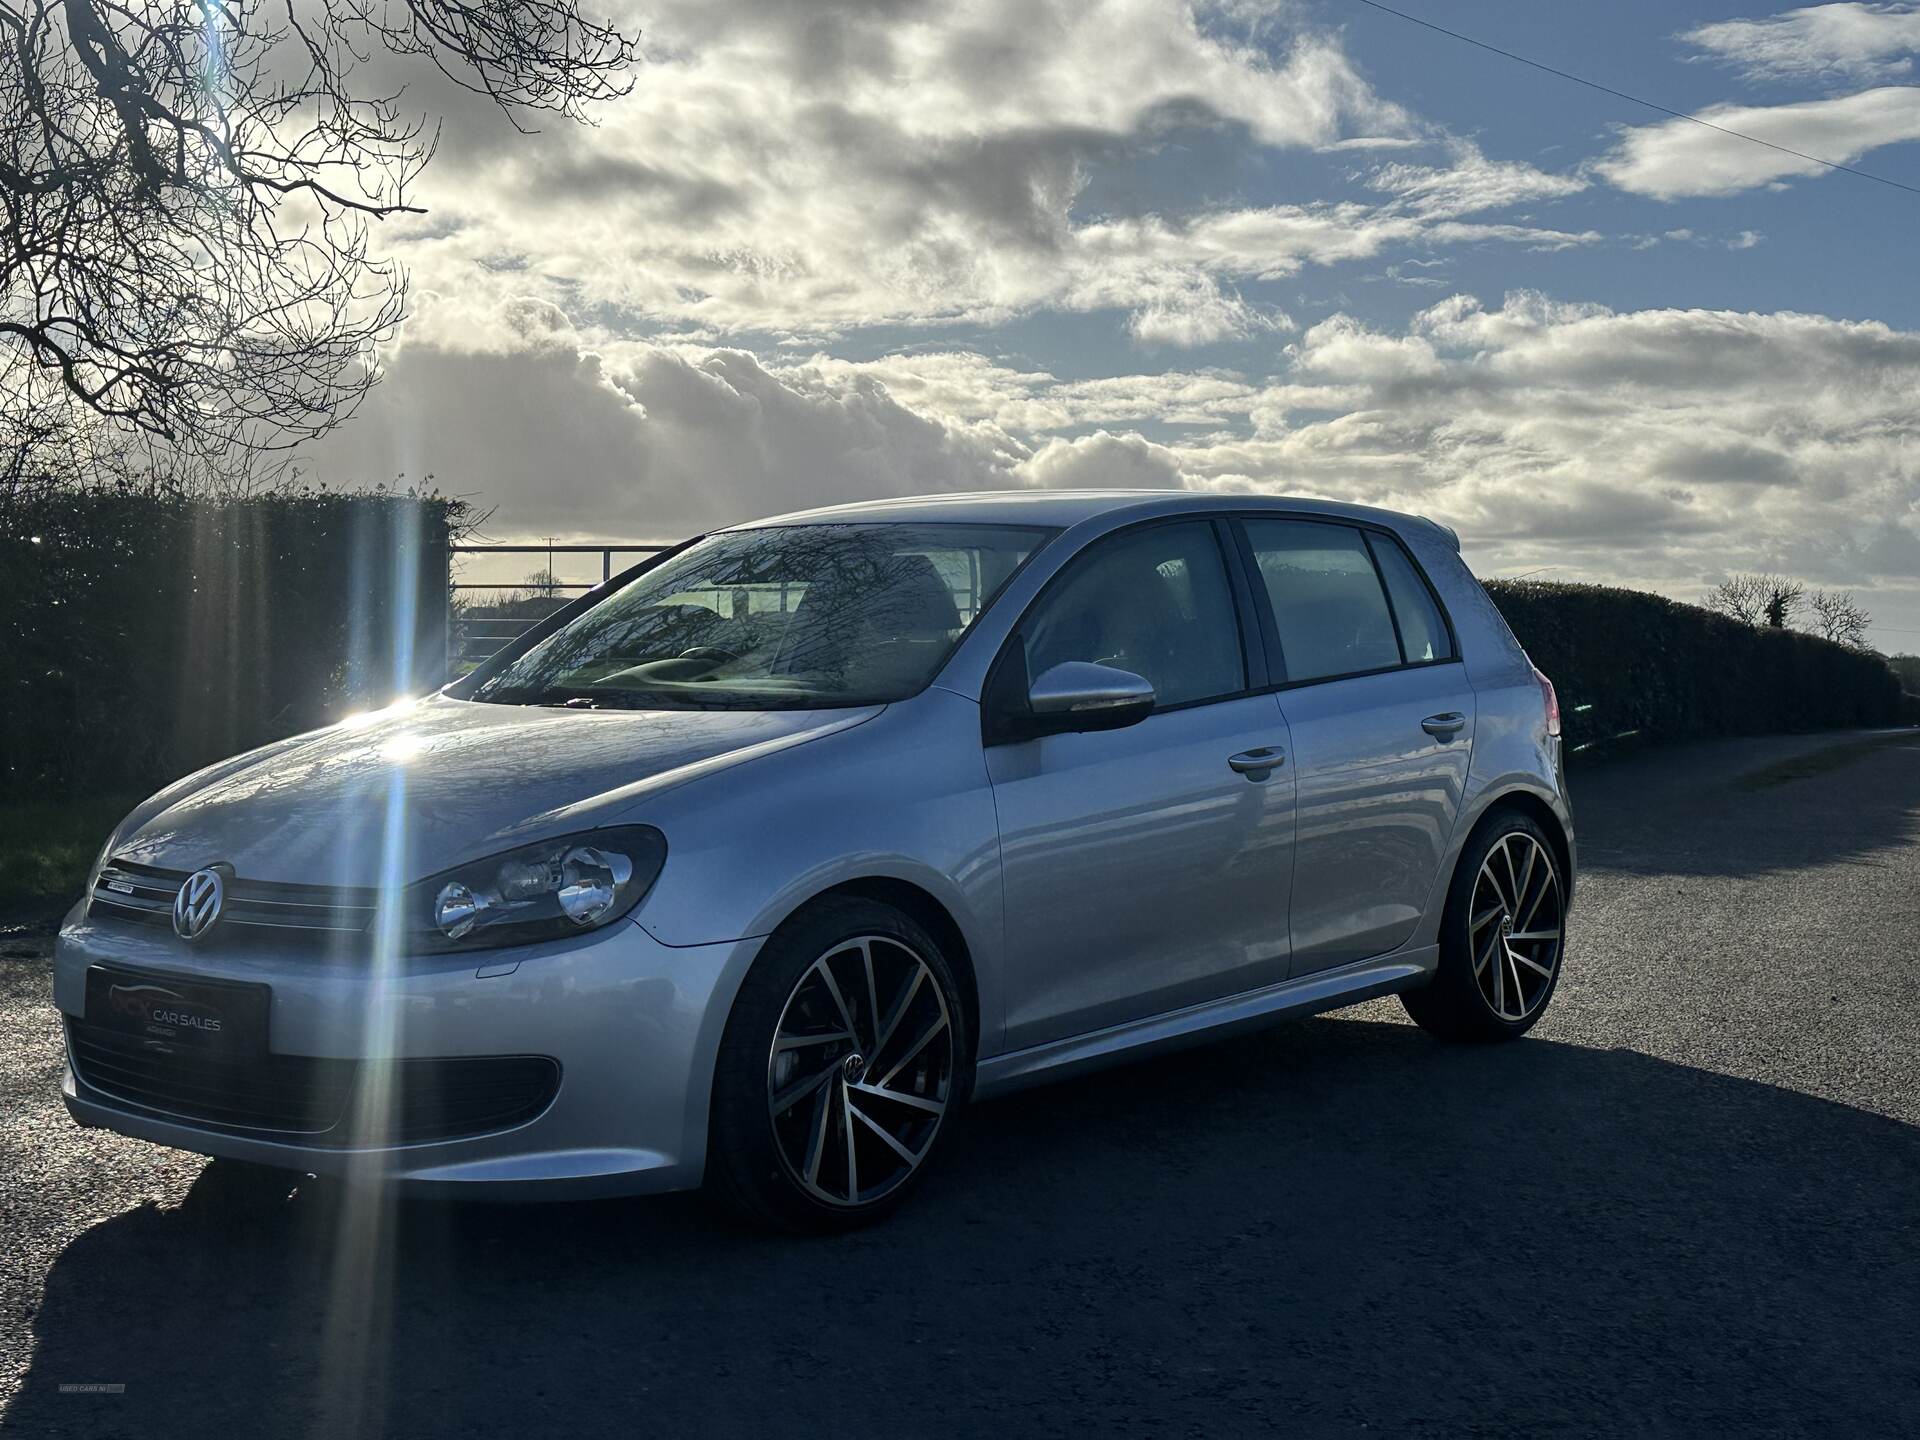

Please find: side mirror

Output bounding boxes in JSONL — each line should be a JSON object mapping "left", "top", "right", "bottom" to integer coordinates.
{"left": 1027, "top": 661, "right": 1155, "bottom": 734}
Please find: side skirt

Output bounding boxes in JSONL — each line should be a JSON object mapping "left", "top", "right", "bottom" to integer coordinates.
{"left": 972, "top": 946, "right": 1437, "bottom": 1099}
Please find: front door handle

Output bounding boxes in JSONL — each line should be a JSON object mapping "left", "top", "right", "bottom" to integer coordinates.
{"left": 1227, "top": 747, "right": 1285, "bottom": 777}
{"left": 1421, "top": 712, "right": 1467, "bottom": 739}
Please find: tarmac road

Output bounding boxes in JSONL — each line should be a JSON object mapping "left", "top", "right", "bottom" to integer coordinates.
{"left": 3, "top": 729, "right": 1917, "bottom": 1437}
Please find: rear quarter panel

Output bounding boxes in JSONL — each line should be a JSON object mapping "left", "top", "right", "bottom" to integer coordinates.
{"left": 1400, "top": 525, "right": 1576, "bottom": 942}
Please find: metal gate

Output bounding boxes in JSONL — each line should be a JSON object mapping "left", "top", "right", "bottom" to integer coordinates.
{"left": 448, "top": 541, "right": 671, "bottom": 672}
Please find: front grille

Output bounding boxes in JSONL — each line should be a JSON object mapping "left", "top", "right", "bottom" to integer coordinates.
{"left": 89, "top": 861, "right": 377, "bottom": 939}
{"left": 66, "top": 1017, "right": 560, "bottom": 1145}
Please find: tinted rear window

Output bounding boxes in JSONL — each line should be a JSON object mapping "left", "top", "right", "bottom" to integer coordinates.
{"left": 1366, "top": 531, "right": 1454, "bottom": 663}
{"left": 1242, "top": 519, "right": 1401, "bottom": 682}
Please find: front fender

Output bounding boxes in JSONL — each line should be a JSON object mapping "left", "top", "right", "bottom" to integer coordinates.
{"left": 617, "top": 688, "right": 1007, "bottom": 1046}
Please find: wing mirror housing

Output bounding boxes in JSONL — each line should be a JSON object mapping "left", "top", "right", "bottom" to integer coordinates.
{"left": 1024, "top": 661, "right": 1156, "bottom": 735}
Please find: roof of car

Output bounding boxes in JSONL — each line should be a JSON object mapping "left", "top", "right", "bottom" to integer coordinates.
{"left": 728, "top": 489, "right": 1455, "bottom": 542}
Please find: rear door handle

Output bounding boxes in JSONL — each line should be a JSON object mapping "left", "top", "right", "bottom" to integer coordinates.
{"left": 1421, "top": 712, "right": 1467, "bottom": 739}
{"left": 1227, "top": 747, "right": 1285, "bottom": 777}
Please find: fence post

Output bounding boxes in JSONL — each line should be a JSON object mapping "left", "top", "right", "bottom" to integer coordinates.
{"left": 444, "top": 540, "right": 454, "bottom": 685}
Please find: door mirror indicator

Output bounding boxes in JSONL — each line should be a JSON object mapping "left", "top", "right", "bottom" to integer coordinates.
{"left": 1026, "top": 662, "right": 1156, "bottom": 734}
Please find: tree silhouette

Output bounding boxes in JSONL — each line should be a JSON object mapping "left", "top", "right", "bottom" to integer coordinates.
{"left": 1806, "top": 589, "right": 1872, "bottom": 650}
{"left": 1705, "top": 574, "right": 1804, "bottom": 629}
{"left": 0, "top": 0, "right": 637, "bottom": 493}
{"left": 1707, "top": 575, "right": 1880, "bottom": 651}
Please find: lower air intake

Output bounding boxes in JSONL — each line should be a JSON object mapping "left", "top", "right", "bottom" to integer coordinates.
{"left": 65, "top": 1018, "right": 559, "bottom": 1145}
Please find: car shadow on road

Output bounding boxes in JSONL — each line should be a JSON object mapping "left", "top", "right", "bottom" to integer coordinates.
{"left": 8, "top": 1015, "right": 1918, "bottom": 1437}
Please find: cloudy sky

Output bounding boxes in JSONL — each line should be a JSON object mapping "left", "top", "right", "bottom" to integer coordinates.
{"left": 302, "top": 0, "right": 1920, "bottom": 649}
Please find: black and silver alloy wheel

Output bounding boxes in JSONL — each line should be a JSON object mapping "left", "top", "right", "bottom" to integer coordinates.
{"left": 707, "top": 895, "right": 970, "bottom": 1231}
{"left": 766, "top": 935, "right": 954, "bottom": 1208}
{"left": 1403, "top": 809, "right": 1568, "bottom": 1042}
{"left": 1468, "top": 831, "right": 1563, "bottom": 1023}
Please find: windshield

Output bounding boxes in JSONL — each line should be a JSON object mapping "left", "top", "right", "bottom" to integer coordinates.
{"left": 474, "top": 522, "right": 1054, "bottom": 709}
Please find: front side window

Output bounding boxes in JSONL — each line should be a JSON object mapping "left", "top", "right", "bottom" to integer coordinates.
{"left": 476, "top": 523, "right": 1051, "bottom": 709}
{"left": 1243, "top": 519, "right": 1402, "bottom": 682}
{"left": 1021, "top": 521, "right": 1245, "bottom": 708}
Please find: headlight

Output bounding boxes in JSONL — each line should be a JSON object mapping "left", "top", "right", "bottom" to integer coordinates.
{"left": 410, "top": 826, "right": 667, "bottom": 951}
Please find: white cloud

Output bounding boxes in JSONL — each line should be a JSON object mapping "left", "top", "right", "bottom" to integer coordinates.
{"left": 1596, "top": 86, "right": 1920, "bottom": 197}
{"left": 308, "top": 303, "right": 1025, "bottom": 537}
{"left": 384, "top": 1, "right": 1413, "bottom": 338}
{"left": 1683, "top": 3, "right": 1920, "bottom": 86}
{"left": 310, "top": 293, "right": 1920, "bottom": 618}
{"left": 374, "top": 1, "right": 1598, "bottom": 344}
{"left": 1291, "top": 314, "right": 1442, "bottom": 381}
{"left": 280, "top": 4, "right": 1920, "bottom": 642}
{"left": 1017, "top": 430, "right": 1188, "bottom": 489}
{"left": 1424, "top": 220, "right": 1603, "bottom": 252}
{"left": 1629, "top": 227, "right": 1768, "bottom": 251}
{"left": 1172, "top": 296, "right": 1920, "bottom": 596}
{"left": 1370, "top": 143, "right": 1587, "bottom": 217}
{"left": 676, "top": 5, "right": 1417, "bottom": 152}
{"left": 792, "top": 351, "right": 1262, "bottom": 432}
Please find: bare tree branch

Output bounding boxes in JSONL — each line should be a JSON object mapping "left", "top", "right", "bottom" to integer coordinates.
{"left": 1705, "top": 573, "right": 1804, "bottom": 629}
{"left": 1806, "top": 588, "right": 1872, "bottom": 650}
{"left": 1, "top": 0, "right": 637, "bottom": 491}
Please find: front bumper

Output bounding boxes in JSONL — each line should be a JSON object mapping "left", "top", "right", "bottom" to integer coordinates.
{"left": 53, "top": 903, "right": 763, "bottom": 1199}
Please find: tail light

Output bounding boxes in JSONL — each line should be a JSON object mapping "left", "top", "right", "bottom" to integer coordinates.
{"left": 1532, "top": 664, "right": 1561, "bottom": 738}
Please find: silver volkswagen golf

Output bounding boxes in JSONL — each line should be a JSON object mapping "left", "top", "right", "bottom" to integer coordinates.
{"left": 55, "top": 491, "right": 1572, "bottom": 1230}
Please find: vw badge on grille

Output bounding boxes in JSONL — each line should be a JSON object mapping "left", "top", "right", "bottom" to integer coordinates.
{"left": 173, "top": 867, "right": 225, "bottom": 942}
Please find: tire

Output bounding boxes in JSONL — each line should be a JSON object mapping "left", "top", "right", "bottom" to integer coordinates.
{"left": 1402, "top": 809, "right": 1567, "bottom": 1043}
{"left": 705, "top": 895, "right": 972, "bottom": 1232}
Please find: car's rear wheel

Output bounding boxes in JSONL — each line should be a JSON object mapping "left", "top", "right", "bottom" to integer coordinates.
{"left": 1402, "top": 810, "right": 1566, "bottom": 1042}
{"left": 706, "top": 895, "right": 969, "bottom": 1232}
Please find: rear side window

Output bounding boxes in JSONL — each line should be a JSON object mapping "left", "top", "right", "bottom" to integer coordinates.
{"left": 1242, "top": 519, "right": 1401, "bottom": 682}
{"left": 1365, "top": 532, "right": 1455, "bottom": 662}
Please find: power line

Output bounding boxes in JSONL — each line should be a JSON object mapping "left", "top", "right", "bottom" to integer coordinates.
{"left": 1348, "top": 0, "right": 1920, "bottom": 199}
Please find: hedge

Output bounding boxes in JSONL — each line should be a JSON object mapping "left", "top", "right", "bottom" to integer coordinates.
{"left": 1483, "top": 579, "right": 1912, "bottom": 756}
{"left": 0, "top": 489, "right": 464, "bottom": 803}
{"left": 1, "top": 499, "right": 1908, "bottom": 800}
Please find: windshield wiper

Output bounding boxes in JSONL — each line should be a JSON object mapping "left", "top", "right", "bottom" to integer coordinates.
{"left": 487, "top": 683, "right": 745, "bottom": 711}
{"left": 477, "top": 681, "right": 865, "bottom": 712}
{"left": 475, "top": 683, "right": 642, "bottom": 709}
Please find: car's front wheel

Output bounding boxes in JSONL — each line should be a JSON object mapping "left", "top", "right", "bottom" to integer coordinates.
{"left": 706, "top": 895, "right": 970, "bottom": 1231}
{"left": 1402, "top": 809, "right": 1567, "bottom": 1042}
